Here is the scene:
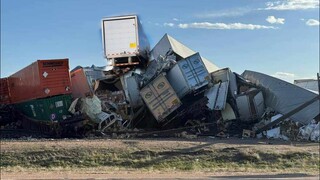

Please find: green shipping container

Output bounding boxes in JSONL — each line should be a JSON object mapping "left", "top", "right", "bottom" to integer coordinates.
{"left": 15, "top": 94, "right": 72, "bottom": 122}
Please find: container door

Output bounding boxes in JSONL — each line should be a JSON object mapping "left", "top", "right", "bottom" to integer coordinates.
{"left": 178, "top": 53, "right": 208, "bottom": 90}
{"left": 103, "top": 17, "right": 137, "bottom": 58}
{"left": 140, "top": 75, "right": 181, "bottom": 121}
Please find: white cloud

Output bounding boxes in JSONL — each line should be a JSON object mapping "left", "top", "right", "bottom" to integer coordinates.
{"left": 178, "top": 22, "right": 277, "bottom": 30}
{"left": 274, "top": 72, "right": 295, "bottom": 78}
{"left": 306, "top": 19, "right": 320, "bottom": 26}
{"left": 273, "top": 72, "right": 296, "bottom": 83}
{"left": 266, "top": 16, "right": 285, "bottom": 24}
{"left": 195, "top": 8, "right": 251, "bottom": 18}
{"left": 163, "top": 23, "right": 175, "bottom": 27}
{"left": 264, "top": 0, "right": 319, "bottom": 10}
{"left": 173, "top": 18, "right": 179, "bottom": 21}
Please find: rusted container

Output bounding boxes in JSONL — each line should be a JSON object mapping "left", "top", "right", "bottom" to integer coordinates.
{"left": 0, "top": 78, "right": 11, "bottom": 104}
{"left": 9, "top": 59, "right": 72, "bottom": 104}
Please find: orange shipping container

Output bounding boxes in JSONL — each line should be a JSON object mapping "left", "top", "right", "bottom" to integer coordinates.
{"left": 0, "top": 78, "right": 11, "bottom": 104}
{"left": 9, "top": 59, "right": 72, "bottom": 104}
{"left": 70, "top": 67, "right": 105, "bottom": 98}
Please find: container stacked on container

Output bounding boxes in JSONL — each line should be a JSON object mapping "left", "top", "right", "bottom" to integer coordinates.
{"left": 6, "top": 59, "right": 73, "bottom": 121}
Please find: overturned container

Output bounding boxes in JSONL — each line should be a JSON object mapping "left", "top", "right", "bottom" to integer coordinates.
{"left": 166, "top": 53, "right": 209, "bottom": 98}
{"left": 140, "top": 74, "right": 182, "bottom": 122}
{"left": 8, "top": 59, "right": 72, "bottom": 104}
{"left": 101, "top": 15, "right": 150, "bottom": 66}
{"left": 70, "top": 66, "right": 105, "bottom": 98}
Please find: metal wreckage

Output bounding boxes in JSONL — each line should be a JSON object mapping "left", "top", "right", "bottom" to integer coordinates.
{"left": 1, "top": 15, "right": 319, "bottom": 141}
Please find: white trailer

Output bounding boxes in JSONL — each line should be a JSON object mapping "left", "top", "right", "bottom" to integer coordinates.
{"left": 101, "top": 15, "right": 150, "bottom": 66}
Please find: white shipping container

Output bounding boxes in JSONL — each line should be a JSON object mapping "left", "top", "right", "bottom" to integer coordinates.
{"left": 140, "top": 74, "right": 182, "bottom": 122}
{"left": 166, "top": 53, "right": 209, "bottom": 98}
{"left": 101, "top": 15, "right": 149, "bottom": 63}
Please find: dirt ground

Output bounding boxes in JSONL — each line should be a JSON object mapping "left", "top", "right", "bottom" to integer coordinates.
{"left": 1, "top": 137, "right": 319, "bottom": 179}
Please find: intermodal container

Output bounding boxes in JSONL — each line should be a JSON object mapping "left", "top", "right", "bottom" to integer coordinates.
{"left": 9, "top": 59, "right": 71, "bottom": 104}
{"left": 166, "top": 53, "right": 209, "bottom": 98}
{"left": 140, "top": 74, "right": 182, "bottom": 122}
{"left": 14, "top": 94, "right": 72, "bottom": 121}
{"left": 70, "top": 67, "right": 105, "bottom": 98}
{"left": 0, "top": 78, "right": 11, "bottom": 104}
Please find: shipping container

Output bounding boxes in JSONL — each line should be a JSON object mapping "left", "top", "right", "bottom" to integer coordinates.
{"left": 151, "top": 34, "right": 219, "bottom": 73}
{"left": 101, "top": 15, "right": 150, "bottom": 66}
{"left": 70, "top": 67, "right": 105, "bottom": 98}
{"left": 0, "top": 78, "right": 11, "bottom": 104}
{"left": 140, "top": 74, "right": 181, "bottom": 122}
{"left": 15, "top": 94, "right": 72, "bottom": 121}
{"left": 8, "top": 59, "right": 71, "bottom": 104}
{"left": 166, "top": 53, "right": 209, "bottom": 98}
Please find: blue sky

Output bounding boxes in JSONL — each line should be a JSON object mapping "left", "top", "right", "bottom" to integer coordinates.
{"left": 1, "top": 0, "right": 319, "bottom": 82}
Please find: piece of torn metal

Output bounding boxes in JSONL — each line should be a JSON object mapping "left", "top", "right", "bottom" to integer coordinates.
{"left": 242, "top": 70, "right": 320, "bottom": 125}
{"left": 221, "top": 103, "right": 237, "bottom": 121}
{"left": 205, "top": 81, "right": 228, "bottom": 110}
{"left": 210, "top": 68, "right": 238, "bottom": 99}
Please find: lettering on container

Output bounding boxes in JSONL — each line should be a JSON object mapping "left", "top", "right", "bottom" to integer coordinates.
{"left": 50, "top": 113, "right": 56, "bottom": 120}
{"left": 30, "top": 105, "right": 37, "bottom": 117}
{"left": 182, "top": 64, "right": 189, "bottom": 69}
{"left": 42, "top": 61, "right": 64, "bottom": 67}
{"left": 55, "top": 100, "right": 64, "bottom": 108}
{"left": 157, "top": 82, "right": 165, "bottom": 89}
{"left": 145, "top": 91, "right": 152, "bottom": 99}
{"left": 193, "top": 59, "right": 200, "bottom": 64}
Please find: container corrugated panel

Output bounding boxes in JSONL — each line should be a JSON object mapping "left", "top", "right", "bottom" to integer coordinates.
{"left": 9, "top": 59, "right": 71, "bottom": 104}
{"left": 0, "top": 78, "right": 11, "bottom": 104}
{"left": 140, "top": 74, "right": 182, "bottom": 122}
{"left": 167, "top": 53, "right": 209, "bottom": 98}
{"left": 14, "top": 94, "right": 72, "bottom": 121}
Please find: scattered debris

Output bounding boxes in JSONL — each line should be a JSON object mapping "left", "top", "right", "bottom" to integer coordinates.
{"left": 0, "top": 14, "right": 319, "bottom": 142}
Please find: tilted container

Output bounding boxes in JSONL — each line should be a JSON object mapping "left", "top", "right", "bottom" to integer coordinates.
{"left": 166, "top": 53, "right": 209, "bottom": 98}
{"left": 0, "top": 78, "right": 11, "bottom": 104}
{"left": 8, "top": 59, "right": 71, "bottom": 104}
{"left": 70, "top": 67, "right": 105, "bottom": 98}
{"left": 101, "top": 15, "right": 150, "bottom": 66}
{"left": 140, "top": 74, "right": 181, "bottom": 122}
{"left": 14, "top": 94, "right": 72, "bottom": 121}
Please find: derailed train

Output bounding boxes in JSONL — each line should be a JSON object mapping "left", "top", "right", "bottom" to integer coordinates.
{"left": 1, "top": 15, "right": 319, "bottom": 139}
